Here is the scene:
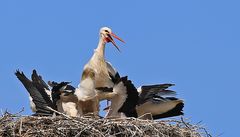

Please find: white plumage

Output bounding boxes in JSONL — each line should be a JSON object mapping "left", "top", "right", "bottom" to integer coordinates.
{"left": 74, "top": 27, "right": 125, "bottom": 116}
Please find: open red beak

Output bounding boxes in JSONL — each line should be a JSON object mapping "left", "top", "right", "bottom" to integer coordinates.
{"left": 107, "top": 32, "right": 125, "bottom": 52}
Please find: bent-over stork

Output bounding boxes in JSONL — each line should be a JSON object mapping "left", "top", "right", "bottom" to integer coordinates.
{"left": 104, "top": 76, "right": 139, "bottom": 118}
{"left": 75, "top": 27, "right": 125, "bottom": 116}
{"left": 104, "top": 81, "right": 184, "bottom": 119}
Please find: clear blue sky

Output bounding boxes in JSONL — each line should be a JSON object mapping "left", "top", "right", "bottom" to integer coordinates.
{"left": 0, "top": 0, "right": 239, "bottom": 136}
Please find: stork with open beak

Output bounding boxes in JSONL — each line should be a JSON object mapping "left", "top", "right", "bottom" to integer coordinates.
{"left": 15, "top": 70, "right": 80, "bottom": 117}
{"left": 75, "top": 27, "right": 125, "bottom": 116}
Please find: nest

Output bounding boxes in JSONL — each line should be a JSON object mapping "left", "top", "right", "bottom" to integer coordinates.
{"left": 0, "top": 112, "right": 211, "bottom": 137}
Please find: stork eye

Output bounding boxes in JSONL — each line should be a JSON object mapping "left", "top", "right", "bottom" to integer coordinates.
{"left": 105, "top": 30, "right": 109, "bottom": 33}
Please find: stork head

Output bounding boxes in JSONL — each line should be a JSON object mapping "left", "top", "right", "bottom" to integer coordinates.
{"left": 100, "top": 27, "right": 125, "bottom": 52}
{"left": 49, "top": 81, "right": 75, "bottom": 96}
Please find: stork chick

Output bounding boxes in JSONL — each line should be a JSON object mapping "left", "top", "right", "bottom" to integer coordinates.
{"left": 15, "top": 70, "right": 80, "bottom": 117}
{"left": 15, "top": 70, "right": 55, "bottom": 116}
{"left": 49, "top": 81, "right": 79, "bottom": 117}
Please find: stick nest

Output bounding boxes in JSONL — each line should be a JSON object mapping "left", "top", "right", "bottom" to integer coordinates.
{"left": 0, "top": 112, "right": 211, "bottom": 137}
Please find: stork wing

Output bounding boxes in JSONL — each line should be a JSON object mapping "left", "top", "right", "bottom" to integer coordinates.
{"left": 106, "top": 61, "right": 120, "bottom": 84}
{"left": 152, "top": 97, "right": 184, "bottom": 119}
{"left": 105, "top": 76, "right": 139, "bottom": 118}
{"left": 139, "top": 83, "right": 175, "bottom": 92}
{"left": 31, "top": 70, "right": 57, "bottom": 110}
{"left": 117, "top": 76, "right": 139, "bottom": 117}
{"left": 138, "top": 84, "right": 176, "bottom": 105}
{"left": 136, "top": 84, "right": 184, "bottom": 119}
{"left": 137, "top": 95, "right": 184, "bottom": 119}
{"left": 31, "top": 69, "right": 50, "bottom": 90}
{"left": 15, "top": 70, "right": 54, "bottom": 116}
{"left": 94, "top": 61, "right": 121, "bottom": 101}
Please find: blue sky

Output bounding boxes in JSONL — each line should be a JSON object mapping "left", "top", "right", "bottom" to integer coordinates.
{"left": 0, "top": 0, "right": 239, "bottom": 136}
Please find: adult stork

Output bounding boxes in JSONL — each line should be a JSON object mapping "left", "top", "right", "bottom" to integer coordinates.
{"left": 15, "top": 70, "right": 80, "bottom": 117}
{"left": 104, "top": 80, "right": 184, "bottom": 119}
{"left": 75, "top": 27, "right": 125, "bottom": 116}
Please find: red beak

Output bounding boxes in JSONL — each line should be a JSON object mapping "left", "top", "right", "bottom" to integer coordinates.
{"left": 110, "top": 32, "right": 125, "bottom": 43}
{"left": 108, "top": 32, "right": 125, "bottom": 52}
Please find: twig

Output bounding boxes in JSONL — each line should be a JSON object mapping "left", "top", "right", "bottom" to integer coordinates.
{"left": 137, "top": 113, "right": 153, "bottom": 120}
{"left": 19, "top": 118, "right": 23, "bottom": 136}
{"left": 14, "top": 107, "right": 25, "bottom": 116}
{"left": 46, "top": 106, "right": 71, "bottom": 119}
{"left": 74, "top": 119, "right": 104, "bottom": 137}
{"left": 200, "top": 126, "right": 212, "bottom": 137}
{"left": 181, "top": 117, "right": 190, "bottom": 129}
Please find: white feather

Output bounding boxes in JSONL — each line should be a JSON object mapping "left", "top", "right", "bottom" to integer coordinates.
{"left": 106, "top": 82, "right": 128, "bottom": 117}
{"left": 29, "top": 96, "right": 37, "bottom": 112}
{"left": 45, "top": 89, "right": 52, "bottom": 100}
{"left": 137, "top": 86, "right": 142, "bottom": 93}
{"left": 106, "top": 61, "right": 117, "bottom": 77}
{"left": 136, "top": 100, "right": 183, "bottom": 116}
{"left": 75, "top": 77, "right": 96, "bottom": 101}
{"left": 61, "top": 102, "right": 78, "bottom": 117}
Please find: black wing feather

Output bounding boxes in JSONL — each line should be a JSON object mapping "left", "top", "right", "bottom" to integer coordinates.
{"left": 118, "top": 76, "right": 139, "bottom": 117}
{"left": 15, "top": 70, "right": 54, "bottom": 115}
{"left": 138, "top": 84, "right": 176, "bottom": 105}
{"left": 31, "top": 70, "right": 57, "bottom": 110}
{"left": 31, "top": 69, "right": 50, "bottom": 90}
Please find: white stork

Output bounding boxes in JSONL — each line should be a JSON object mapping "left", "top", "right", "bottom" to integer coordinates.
{"left": 48, "top": 81, "right": 79, "bottom": 117}
{"left": 75, "top": 27, "right": 125, "bottom": 116}
{"left": 98, "top": 62, "right": 183, "bottom": 119}
{"left": 15, "top": 70, "right": 80, "bottom": 117}
{"left": 104, "top": 76, "right": 139, "bottom": 118}
{"left": 104, "top": 80, "right": 184, "bottom": 119}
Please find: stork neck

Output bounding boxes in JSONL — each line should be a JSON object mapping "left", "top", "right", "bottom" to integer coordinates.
{"left": 95, "top": 38, "right": 106, "bottom": 57}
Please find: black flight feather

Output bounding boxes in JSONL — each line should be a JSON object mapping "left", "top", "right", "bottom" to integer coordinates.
{"left": 15, "top": 70, "right": 54, "bottom": 115}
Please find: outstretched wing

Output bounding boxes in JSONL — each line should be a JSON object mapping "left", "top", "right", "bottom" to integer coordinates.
{"left": 151, "top": 96, "right": 184, "bottom": 119}
{"left": 136, "top": 94, "right": 184, "bottom": 119}
{"left": 15, "top": 70, "right": 54, "bottom": 116}
{"left": 136, "top": 84, "right": 184, "bottom": 119}
{"left": 138, "top": 84, "right": 176, "bottom": 105}
{"left": 31, "top": 69, "right": 50, "bottom": 91}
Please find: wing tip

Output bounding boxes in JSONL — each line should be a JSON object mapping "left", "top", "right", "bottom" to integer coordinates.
{"left": 15, "top": 69, "right": 23, "bottom": 76}
{"left": 31, "top": 69, "right": 38, "bottom": 79}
